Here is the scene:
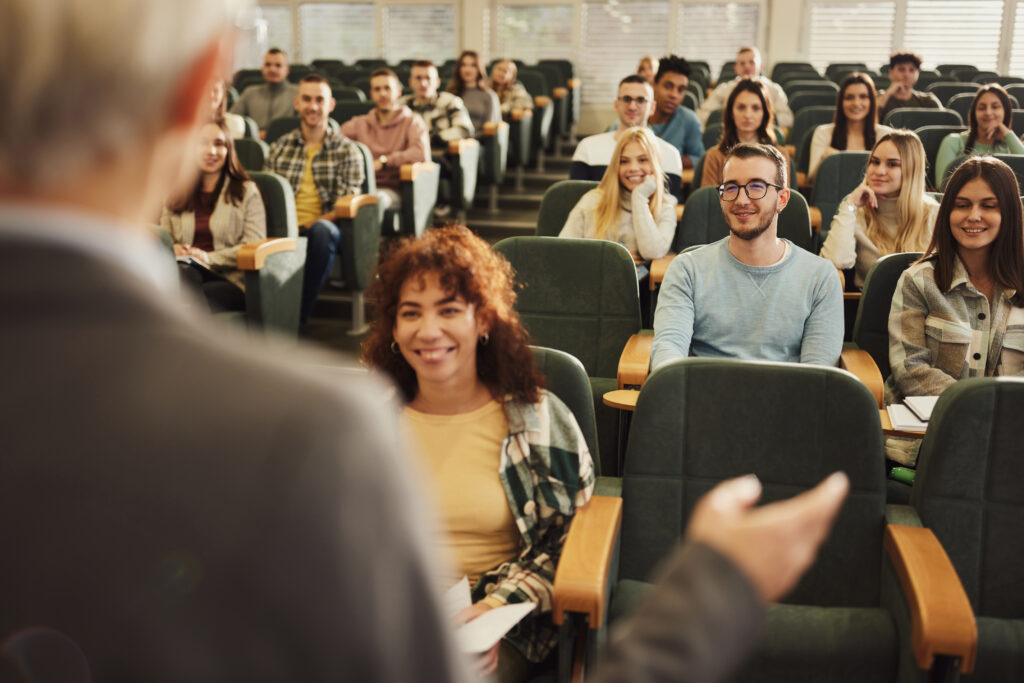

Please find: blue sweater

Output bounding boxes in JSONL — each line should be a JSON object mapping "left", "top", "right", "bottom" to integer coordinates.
{"left": 652, "top": 238, "right": 844, "bottom": 371}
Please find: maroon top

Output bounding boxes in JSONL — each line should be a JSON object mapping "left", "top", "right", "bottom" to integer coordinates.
{"left": 192, "top": 191, "right": 216, "bottom": 252}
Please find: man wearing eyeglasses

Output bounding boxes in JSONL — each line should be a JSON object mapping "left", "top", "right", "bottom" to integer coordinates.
{"left": 651, "top": 143, "right": 843, "bottom": 371}
{"left": 570, "top": 75, "right": 684, "bottom": 199}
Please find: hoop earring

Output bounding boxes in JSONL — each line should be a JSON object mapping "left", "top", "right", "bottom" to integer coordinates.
{"left": 479, "top": 333, "right": 489, "bottom": 346}
{"left": 390, "top": 341, "right": 399, "bottom": 354}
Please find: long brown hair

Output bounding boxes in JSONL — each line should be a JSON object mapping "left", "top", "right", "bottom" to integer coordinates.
{"left": 447, "top": 50, "right": 490, "bottom": 97}
{"left": 591, "top": 127, "right": 667, "bottom": 240}
{"left": 718, "top": 78, "right": 776, "bottom": 152}
{"left": 167, "top": 119, "right": 250, "bottom": 213}
{"left": 362, "top": 225, "right": 543, "bottom": 403}
{"left": 831, "top": 72, "right": 879, "bottom": 151}
{"left": 964, "top": 84, "right": 1013, "bottom": 155}
{"left": 923, "top": 156, "right": 1024, "bottom": 305}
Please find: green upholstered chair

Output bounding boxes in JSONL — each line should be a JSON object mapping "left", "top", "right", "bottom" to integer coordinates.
{"left": 812, "top": 151, "right": 869, "bottom": 239}
{"left": 946, "top": 93, "right": 978, "bottom": 127}
{"left": 789, "top": 90, "right": 839, "bottom": 113}
{"left": 772, "top": 62, "right": 819, "bottom": 82}
{"left": 889, "top": 377, "right": 1024, "bottom": 682}
{"left": 237, "top": 171, "right": 306, "bottom": 338}
{"left": 535, "top": 63, "right": 569, "bottom": 148}
{"left": 672, "top": 185, "right": 813, "bottom": 252}
{"left": 850, "top": 252, "right": 922, "bottom": 381}
{"left": 507, "top": 108, "right": 535, "bottom": 191}
{"left": 333, "top": 85, "right": 366, "bottom": 102}
{"left": 493, "top": 237, "right": 641, "bottom": 476}
{"left": 783, "top": 79, "right": 839, "bottom": 97}
{"left": 991, "top": 154, "right": 1024, "bottom": 190}
{"left": 914, "top": 125, "right": 967, "bottom": 190}
{"left": 443, "top": 137, "right": 480, "bottom": 222}
{"left": 534, "top": 180, "right": 598, "bottom": 237}
{"left": 826, "top": 62, "right": 868, "bottom": 81}
{"left": 329, "top": 100, "right": 374, "bottom": 125}
{"left": 925, "top": 82, "right": 980, "bottom": 106}
{"left": 883, "top": 108, "right": 963, "bottom": 130}
{"left": 265, "top": 116, "right": 301, "bottom": 144}
{"left": 790, "top": 106, "right": 835, "bottom": 175}
{"left": 517, "top": 70, "right": 555, "bottom": 171}
{"left": 478, "top": 120, "right": 510, "bottom": 212}
{"left": 241, "top": 116, "right": 260, "bottom": 140}
{"left": 233, "top": 138, "right": 268, "bottom": 172}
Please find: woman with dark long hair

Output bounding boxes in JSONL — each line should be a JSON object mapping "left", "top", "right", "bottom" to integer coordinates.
{"left": 700, "top": 78, "right": 782, "bottom": 187}
{"left": 808, "top": 72, "right": 892, "bottom": 179}
{"left": 446, "top": 50, "right": 500, "bottom": 133}
{"left": 362, "top": 225, "right": 594, "bottom": 682}
{"left": 935, "top": 84, "right": 1024, "bottom": 187}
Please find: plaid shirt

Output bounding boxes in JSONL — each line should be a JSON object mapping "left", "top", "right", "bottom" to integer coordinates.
{"left": 265, "top": 127, "right": 364, "bottom": 215}
{"left": 887, "top": 256, "right": 1024, "bottom": 401}
{"left": 471, "top": 390, "right": 595, "bottom": 663}
{"left": 399, "top": 92, "right": 474, "bottom": 147}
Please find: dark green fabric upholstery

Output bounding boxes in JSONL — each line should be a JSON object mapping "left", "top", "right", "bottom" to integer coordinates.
{"left": 992, "top": 154, "right": 1024, "bottom": 192}
{"left": 518, "top": 70, "right": 554, "bottom": 157}
{"left": 535, "top": 64, "right": 568, "bottom": 143}
{"left": 334, "top": 85, "right": 366, "bottom": 102}
{"left": 334, "top": 142, "right": 380, "bottom": 293}
{"left": 851, "top": 252, "right": 921, "bottom": 378}
{"left": 914, "top": 125, "right": 966, "bottom": 188}
{"left": 530, "top": 346, "right": 599, "bottom": 466}
{"left": 234, "top": 138, "right": 268, "bottom": 172}
{"left": 791, "top": 106, "right": 835, "bottom": 171}
{"left": 784, "top": 80, "right": 839, "bottom": 97}
{"left": 509, "top": 110, "right": 534, "bottom": 169}
{"left": 535, "top": 180, "right": 598, "bottom": 237}
{"left": 812, "top": 151, "right": 869, "bottom": 237}
{"left": 330, "top": 100, "right": 375, "bottom": 125}
{"left": 265, "top": 116, "right": 300, "bottom": 144}
{"left": 673, "top": 185, "right": 813, "bottom": 252}
{"left": 925, "top": 82, "right": 980, "bottom": 106}
{"left": 789, "top": 90, "right": 839, "bottom": 113}
{"left": 883, "top": 108, "right": 963, "bottom": 130}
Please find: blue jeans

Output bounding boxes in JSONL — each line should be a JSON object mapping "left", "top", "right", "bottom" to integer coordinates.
{"left": 301, "top": 219, "right": 342, "bottom": 325}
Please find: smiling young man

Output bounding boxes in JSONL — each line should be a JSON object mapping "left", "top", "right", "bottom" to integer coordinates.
{"left": 266, "top": 74, "right": 365, "bottom": 326}
{"left": 652, "top": 143, "right": 843, "bottom": 371}
{"left": 697, "top": 47, "right": 793, "bottom": 128}
{"left": 570, "top": 75, "right": 684, "bottom": 198}
{"left": 646, "top": 54, "right": 705, "bottom": 170}
{"left": 877, "top": 51, "right": 942, "bottom": 119}
{"left": 230, "top": 48, "right": 299, "bottom": 137}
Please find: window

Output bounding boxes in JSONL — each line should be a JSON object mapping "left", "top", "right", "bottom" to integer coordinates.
{"left": 582, "top": 1, "right": 670, "bottom": 104}
{"left": 674, "top": 3, "right": 760, "bottom": 77}
{"left": 807, "top": 2, "right": 896, "bottom": 73}
{"left": 299, "top": 3, "right": 376, "bottom": 63}
{"left": 904, "top": 0, "right": 1003, "bottom": 72}
{"left": 495, "top": 5, "right": 574, "bottom": 63}
{"left": 1011, "top": 2, "right": 1024, "bottom": 74}
{"left": 381, "top": 4, "right": 457, "bottom": 63}
{"left": 241, "top": 5, "right": 293, "bottom": 68}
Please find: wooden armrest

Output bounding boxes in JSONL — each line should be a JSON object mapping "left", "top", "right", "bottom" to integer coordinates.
{"left": 510, "top": 108, "right": 530, "bottom": 121}
{"left": 675, "top": 204, "right": 684, "bottom": 221}
{"left": 809, "top": 206, "right": 822, "bottom": 232}
{"left": 553, "top": 87, "right": 568, "bottom": 98}
{"left": 535, "top": 95, "right": 552, "bottom": 108}
{"left": 844, "top": 292, "right": 862, "bottom": 300}
{"left": 552, "top": 496, "right": 623, "bottom": 628}
{"left": 333, "top": 194, "right": 378, "bottom": 219}
{"left": 237, "top": 237, "right": 297, "bottom": 271}
{"left": 567, "top": 78, "right": 582, "bottom": 89}
{"left": 650, "top": 253, "right": 677, "bottom": 290}
{"left": 840, "top": 348, "right": 884, "bottom": 407}
{"left": 400, "top": 161, "right": 438, "bottom": 181}
{"left": 836, "top": 267, "right": 846, "bottom": 290}
{"left": 885, "top": 525, "right": 977, "bottom": 673}
{"left": 797, "top": 172, "right": 810, "bottom": 190}
{"left": 618, "top": 333, "right": 653, "bottom": 389}
{"left": 682, "top": 168, "right": 694, "bottom": 184}
{"left": 482, "top": 121, "right": 508, "bottom": 136}
{"left": 786, "top": 144, "right": 796, "bottom": 158}
{"left": 447, "top": 138, "right": 479, "bottom": 155}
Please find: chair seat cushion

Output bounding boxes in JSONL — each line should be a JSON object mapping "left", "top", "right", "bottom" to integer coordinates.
{"left": 973, "top": 616, "right": 1024, "bottom": 681}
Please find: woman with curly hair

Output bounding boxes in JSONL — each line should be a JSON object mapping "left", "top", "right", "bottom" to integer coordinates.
{"left": 362, "top": 225, "right": 595, "bottom": 682}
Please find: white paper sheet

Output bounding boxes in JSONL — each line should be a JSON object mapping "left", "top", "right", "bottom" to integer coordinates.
{"left": 453, "top": 602, "right": 537, "bottom": 653}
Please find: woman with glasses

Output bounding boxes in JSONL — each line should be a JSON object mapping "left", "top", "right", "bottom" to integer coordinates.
{"left": 700, "top": 78, "right": 783, "bottom": 188}
{"left": 559, "top": 126, "right": 677, "bottom": 266}
{"left": 820, "top": 130, "right": 937, "bottom": 289}
{"left": 809, "top": 73, "right": 893, "bottom": 180}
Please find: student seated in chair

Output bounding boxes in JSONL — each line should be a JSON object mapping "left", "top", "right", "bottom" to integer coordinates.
{"left": 934, "top": 84, "right": 1024, "bottom": 188}
{"left": 631, "top": 55, "right": 704, "bottom": 170}
{"left": 162, "top": 119, "right": 265, "bottom": 313}
{"left": 697, "top": 46, "right": 793, "bottom": 128}
{"left": 876, "top": 51, "right": 942, "bottom": 120}
{"left": 362, "top": 226, "right": 595, "bottom": 683}
{"left": 570, "top": 74, "right": 683, "bottom": 199}
{"left": 265, "top": 74, "right": 365, "bottom": 326}
{"left": 401, "top": 59, "right": 474, "bottom": 149}
{"left": 446, "top": 50, "right": 500, "bottom": 136}
{"left": 652, "top": 143, "right": 843, "bottom": 371}
{"left": 561, "top": 127, "right": 677, "bottom": 269}
{"left": 490, "top": 60, "right": 534, "bottom": 117}
{"left": 808, "top": 73, "right": 893, "bottom": 180}
{"left": 229, "top": 48, "right": 298, "bottom": 139}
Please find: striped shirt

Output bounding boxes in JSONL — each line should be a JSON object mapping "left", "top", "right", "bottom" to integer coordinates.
{"left": 887, "top": 256, "right": 1024, "bottom": 401}
{"left": 265, "top": 128, "right": 364, "bottom": 219}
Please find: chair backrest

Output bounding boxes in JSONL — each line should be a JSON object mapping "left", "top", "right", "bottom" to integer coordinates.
{"left": 789, "top": 91, "right": 838, "bottom": 113}
{"left": 926, "top": 81, "right": 980, "bottom": 106}
{"left": 911, "top": 376, "right": 1024, "bottom": 618}
{"left": 248, "top": 171, "right": 298, "bottom": 239}
{"left": 530, "top": 346, "right": 599, "bottom": 467}
{"left": 233, "top": 138, "right": 268, "bottom": 172}
{"left": 914, "top": 124, "right": 967, "bottom": 188}
{"left": 916, "top": 70, "right": 942, "bottom": 90}
{"left": 771, "top": 62, "right": 818, "bottom": 81}
{"left": 535, "top": 180, "right": 598, "bottom": 237}
{"left": 851, "top": 251, "right": 921, "bottom": 377}
{"left": 265, "top": 116, "right": 300, "bottom": 144}
{"left": 991, "top": 154, "right": 1024, "bottom": 190}
{"left": 971, "top": 70, "right": 1001, "bottom": 84}
{"left": 790, "top": 106, "right": 836, "bottom": 165}
{"left": 811, "top": 151, "right": 870, "bottom": 230}
{"left": 706, "top": 108, "right": 723, "bottom": 126}
{"left": 517, "top": 69, "right": 550, "bottom": 99}
{"left": 619, "top": 358, "right": 886, "bottom": 607}
{"left": 883, "top": 107, "right": 963, "bottom": 130}
{"left": 936, "top": 63, "right": 976, "bottom": 77}
{"left": 331, "top": 100, "right": 375, "bottom": 125}
{"left": 537, "top": 58, "right": 575, "bottom": 80}
{"left": 492, "top": 237, "right": 641, "bottom": 378}
{"left": 334, "top": 86, "right": 367, "bottom": 102}
{"left": 673, "top": 185, "right": 813, "bottom": 253}
{"left": 1005, "top": 84, "right": 1024, "bottom": 105}
{"left": 783, "top": 80, "right": 839, "bottom": 97}
{"left": 945, "top": 92, "right": 977, "bottom": 125}
{"left": 681, "top": 90, "right": 699, "bottom": 112}
{"left": 702, "top": 123, "right": 723, "bottom": 151}
{"left": 825, "top": 62, "right": 868, "bottom": 81}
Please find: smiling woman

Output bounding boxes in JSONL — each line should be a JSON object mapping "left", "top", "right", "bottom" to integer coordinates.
{"left": 808, "top": 72, "right": 893, "bottom": 180}
{"left": 700, "top": 78, "right": 784, "bottom": 188}
{"left": 934, "top": 84, "right": 1024, "bottom": 188}
{"left": 361, "top": 225, "right": 595, "bottom": 682}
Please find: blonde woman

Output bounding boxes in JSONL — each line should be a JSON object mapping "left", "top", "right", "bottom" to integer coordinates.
{"left": 490, "top": 60, "right": 534, "bottom": 115}
{"left": 559, "top": 127, "right": 677, "bottom": 264}
{"left": 820, "top": 130, "right": 937, "bottom": 288}
{"left": 637, "top": 55, "right": 659, "bottom": 85}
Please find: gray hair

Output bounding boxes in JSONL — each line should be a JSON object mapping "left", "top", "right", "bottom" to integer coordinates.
{"left": 0, "top": 0, "right": 246, "bottom": 190}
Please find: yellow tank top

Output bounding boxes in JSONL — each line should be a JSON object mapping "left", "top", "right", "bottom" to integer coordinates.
{"left": 294, "top": 143, "right": 322, "bottom": 227}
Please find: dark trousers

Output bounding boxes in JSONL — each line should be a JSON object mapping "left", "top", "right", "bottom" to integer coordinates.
{"left": 177, "top": 262, "right": 246, "bottom": 314}
{"left": 300, "top": 219, "right": 343, "bottom": 325}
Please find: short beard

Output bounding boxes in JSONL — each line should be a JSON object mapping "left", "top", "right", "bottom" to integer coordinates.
{"left": 728, "top": 213, "right": 774, "bottom": 241}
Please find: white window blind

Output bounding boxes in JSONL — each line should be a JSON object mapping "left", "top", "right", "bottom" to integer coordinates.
{"left": 903, "top": 0, "right": 1002, "bottom": 72}
{"left": 582, "top": 1, "right": 670, "bottom": 104}
{"left": 299, "top": 4, "right": 376, "bottom": 63}
{"left": 382, "top": 5, "right": 457, "bottom": 63}
{"left": 261, "top": 6, "right": 295, "bottom": 62}
{"left": 674, "top": 3, "right": 760, "bottom": 77}
{"left": 495, "top": 5, "right": 574, "bottom": 64}
{"left": 807, "top": 2, "right": 895, "bottom": 73}
{"left": 1011, "top": 2, "right": 1024, "bottom": 74}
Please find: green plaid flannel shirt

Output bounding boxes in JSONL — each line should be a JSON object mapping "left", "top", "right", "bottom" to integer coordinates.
{"left": 265, "top": 127, "right": 365, "bottom": 216}
{"left": 471, "top": 390, "right": 595, "bottom": 663}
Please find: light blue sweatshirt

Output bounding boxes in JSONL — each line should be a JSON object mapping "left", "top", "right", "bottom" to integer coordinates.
{"left": 652, "top": 238, "right": 844, "bottom": 371}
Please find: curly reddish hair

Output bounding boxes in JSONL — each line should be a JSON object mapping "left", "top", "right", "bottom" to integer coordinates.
{"left": 362, "top": 225, "right": 542, "bottom": 404}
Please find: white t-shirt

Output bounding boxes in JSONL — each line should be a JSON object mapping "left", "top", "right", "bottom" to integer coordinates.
{"left": 571, "top": 131, "right": 683, "bottom": 178}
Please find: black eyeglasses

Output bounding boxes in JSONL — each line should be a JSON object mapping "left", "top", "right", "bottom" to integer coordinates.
{"left": 718, "top": 179, "right": 783, "bottom": 201}
{"left": 618, "top": 95, "right": 649, "bottom": 106}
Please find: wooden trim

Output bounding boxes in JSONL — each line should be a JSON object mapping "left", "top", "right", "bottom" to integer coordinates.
{"left": 885, "top": 525, "right": 977, "bottom": 673}
{"left": 552, "top": 496, "right": 623, "bottom": 629}
{"left": 510, "top": 108, "right": 529, "bottom": 121}
{"left": 618, "top": 333, "right": 653, "bottom": 389}
{"left": 603, "top": 389, "right": 639, "bottom": 411}
{"left": 839, "top": 348, "right": 884, "bottom": 407}
{"left": 447, "top": 138, "right": 479, "bottom": 155}
{"left": 553, "top": 87, "right": 568, "bottom": 98}
{"left": 334, "top": 194, "right": 378, "bottom": 219}
{"left": 650, "top": 253, "right": 677, "bottom": 290}
{"left": 880, "top": 409, "right": 926, "bottom": 438}
{"left": 535, "top": 95, "right": 552, "bottom": 108}
{"left": 681, "top": 168, "right": 694, "bottom": 184}
{"left": 809, "top": 205, "right": 822, "bottom": 232}
{"left": 567, "top": 78, "right": 582, "bottom": 89}
{"left": 401, "top": 161, "right": 438, "bottom": 181}
{"left": 836, "top": 267, "right": 846, "bottom": 291}
{"left": 482, "top": 121, "right": 508, "bottom": 136}
{"left": 237, "top": 237, "right": 297, "bottom": 271}
{"left": 786, "top": 144, "right": 797, "bottom": 158}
